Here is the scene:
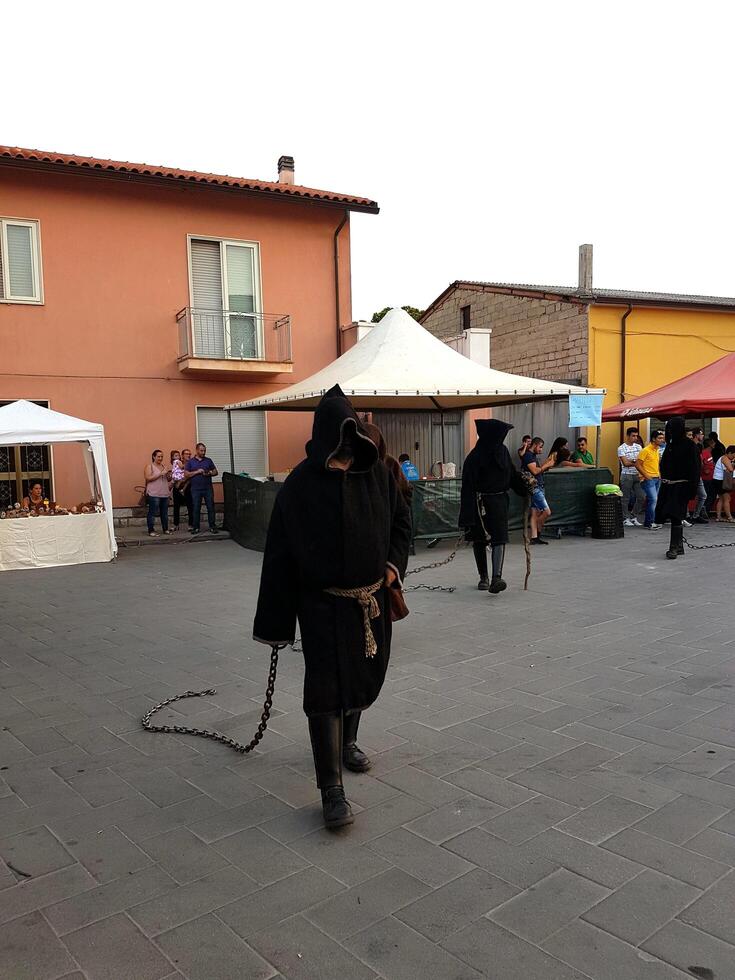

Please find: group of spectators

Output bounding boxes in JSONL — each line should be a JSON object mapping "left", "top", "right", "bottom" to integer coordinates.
{"left": 143, "top": 443, "right": 219, "bottom": 537}
{"left": 618, "top": 426, "right": 735, "bottom": 528}
{"left": 516, "top": 433, "right": 595, "bottom": 544}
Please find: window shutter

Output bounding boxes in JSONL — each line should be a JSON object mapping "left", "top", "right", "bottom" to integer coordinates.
{"left": 190, "top": 240, "right": 225, "bottom": 357}
{"left": 231, "top": 411, "right": 267, "bottom": 476}
{"left": 195, "top": 408, "right": 232, "bottom": 482}
{"left": 0, "top": 235, "right": 4, "bottom": 298}
{"left": 6, "top": 224, "right": 35, "bottom": 298}
{"left": 194, "top": 408, "right": 268, "bottom": 480}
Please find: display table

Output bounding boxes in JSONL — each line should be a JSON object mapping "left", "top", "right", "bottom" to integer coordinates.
{"left": 0, "top": 513, "right": 114, "bottom": 571}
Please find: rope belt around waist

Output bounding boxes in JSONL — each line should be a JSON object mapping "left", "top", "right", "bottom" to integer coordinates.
{"left": 661, "top": 479, "right": 687, "bottom": 484}
{"left": 324, "top": 579, "right": 384, "bottom": 658}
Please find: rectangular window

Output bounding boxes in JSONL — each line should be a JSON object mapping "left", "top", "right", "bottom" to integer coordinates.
{"left": 460, "top": 305, "right": 471, "bottom": 331}
{"left": 195, "top": 407, "right": 267, "bottom": 481}
{"left": 0, "top": 219, "right": 43, "bottom": 303}
{"left": 189, "top": 237, "right": 261, "bottom": 358}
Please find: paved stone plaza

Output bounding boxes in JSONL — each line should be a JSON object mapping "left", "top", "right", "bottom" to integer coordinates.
{"left": 2, "top": 529, "right": 735, "bottom": 980}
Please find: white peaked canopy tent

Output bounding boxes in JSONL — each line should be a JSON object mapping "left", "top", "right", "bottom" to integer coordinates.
{"left": 226, "top": 307, "right": 604, "bottom": 413}
{"left": 0, "top": 400, "right": 117, "bottom": 564}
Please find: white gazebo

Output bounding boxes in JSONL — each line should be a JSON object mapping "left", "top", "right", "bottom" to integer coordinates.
{"left": 0, "top": 400, "right": 117, "bottom": 570}
{"left": 226, "top": 307, "right": 604, "bottom": 412}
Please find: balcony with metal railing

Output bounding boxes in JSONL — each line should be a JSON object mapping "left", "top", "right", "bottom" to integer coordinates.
{"left": 176, "top": 308, "right": 293, "bottom": 376}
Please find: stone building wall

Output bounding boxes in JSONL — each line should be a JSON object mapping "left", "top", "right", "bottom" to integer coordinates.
{"left": 422, "top": 287, "right": 590, "bottom": 384}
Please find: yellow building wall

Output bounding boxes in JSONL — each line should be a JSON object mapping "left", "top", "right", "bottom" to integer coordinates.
{"left": 588, "top": 304, "right": 735, "bottom": 472}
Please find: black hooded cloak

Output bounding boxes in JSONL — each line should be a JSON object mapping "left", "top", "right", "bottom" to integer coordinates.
{"left": 459, "top": 419, "right": 528, "bottom": 544}
{"left": 655, "top": 418, "right": 701, "bottom": 522}
{"left": 253, "top": 385, "right": 411, "bottom": 716}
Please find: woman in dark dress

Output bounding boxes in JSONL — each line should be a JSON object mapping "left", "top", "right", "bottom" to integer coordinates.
{"left": 253, "top": 386, "right": 411, "bottom": 828}
{"left": 655, "top": 418, "right": 700, "bottom": 560}
{"left": 459, "top": 419, "right": 529, "bottom": 594}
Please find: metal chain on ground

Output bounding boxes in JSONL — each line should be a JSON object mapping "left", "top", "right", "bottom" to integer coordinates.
{"left": 404, "top": 535, "right": 464, "bottom": 577}
{"left": 403, "top": 534, "right": 464, "bottom": 593}
{"left": 683, "top": 535, "right": 735, "bottom": 550}
{"left": 683, "top": 520, "right": 735, "bottom": 550}
{"left": 141, "top": 645, "right": 279, "bottom": 753}
{"left": 404, "top": 583, "right": 456, "bottom": 592}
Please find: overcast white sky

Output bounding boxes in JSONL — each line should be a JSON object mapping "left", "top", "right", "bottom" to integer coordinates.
{"left": 6, "top": 1, "right": 734, "bottom": 319}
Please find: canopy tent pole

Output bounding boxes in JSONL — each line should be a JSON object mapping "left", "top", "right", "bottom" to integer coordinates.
{"left": 227, "top": 410, "right": 235, "bottom": 473}
{"left": 595, "top": 425, "right": 601, "bottom": 466}
{"left": 429, "top": 397, "right": 446, "bottom": 465}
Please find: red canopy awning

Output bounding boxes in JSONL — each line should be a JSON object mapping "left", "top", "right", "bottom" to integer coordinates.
{"left": 603, "top": 352, "right": 735, "bottom": 421}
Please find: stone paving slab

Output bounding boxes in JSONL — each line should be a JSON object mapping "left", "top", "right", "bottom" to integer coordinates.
{"left": 2, "top": 528, "right": 735, "bottom": 978}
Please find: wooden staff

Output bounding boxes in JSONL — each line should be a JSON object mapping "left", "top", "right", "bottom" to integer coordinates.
{"left": 523, "top": 495, "right": 531, "bottom": 590}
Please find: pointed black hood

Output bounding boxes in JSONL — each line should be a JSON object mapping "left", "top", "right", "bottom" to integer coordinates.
{"left": 665, "top": 417, "right": 686, "bottom": 444}
{"left": 305, "top": 384, "right": 378, "bottom": 472}
{"left": 475, "top": 419, "right": 514, "bottom": 446}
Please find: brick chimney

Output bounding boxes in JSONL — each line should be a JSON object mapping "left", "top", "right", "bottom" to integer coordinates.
{"left": 278, "top": 155, "right": 294, "bottom": 184}
{"left": 578, "top": 243, "right": 593, "bottom": 293}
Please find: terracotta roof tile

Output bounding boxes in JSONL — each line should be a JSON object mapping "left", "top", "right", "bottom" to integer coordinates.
{"left": 0, "top": 145, "right": 379, "bottom": 213}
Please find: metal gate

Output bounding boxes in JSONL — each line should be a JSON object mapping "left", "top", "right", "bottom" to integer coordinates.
{"left": 0, "top": 399, "right": 52, "bottom": 508}
{"left": 371, "top": 411, "right": 464, "bottom": 478}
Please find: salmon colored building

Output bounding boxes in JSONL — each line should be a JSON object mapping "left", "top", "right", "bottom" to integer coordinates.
{"left": 0, "top": 146, "right": 377, "bottom": 512}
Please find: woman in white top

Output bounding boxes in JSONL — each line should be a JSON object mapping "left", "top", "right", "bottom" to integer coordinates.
{"left": 144, "top": 449, "right": 172, "bottom": 536}
{"left": 713, "top": 445, "right": 735, "bottom": 522}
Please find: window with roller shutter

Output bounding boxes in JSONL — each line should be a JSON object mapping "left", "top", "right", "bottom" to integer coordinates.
{"left": 189, "top": 237, "right": 261, "bottom": 358}
{"left": 0, "top": 218, "right": 43, "bottom": 303}
{"left": 195, "top": 407, "right": 267, "bottom": 480}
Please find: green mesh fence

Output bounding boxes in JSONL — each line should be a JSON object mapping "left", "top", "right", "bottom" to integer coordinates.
{"left": 223, "top": 467, "right": 614, "bottom": 551}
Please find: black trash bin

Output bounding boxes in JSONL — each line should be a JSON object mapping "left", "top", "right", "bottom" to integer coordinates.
{"left": 591, "top": 494, "right": 625, "bottom": 539}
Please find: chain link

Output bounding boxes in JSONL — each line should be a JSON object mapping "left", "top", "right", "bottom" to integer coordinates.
{"left": 682, "top": 521, "right": 735, "bottom": 550}
{"left": 683, "top": 535, "right": 735, "bottom": 551}
{"left": 141, "top": 645, "right": 280, "bottom": 753}
{"left": 404, "top": 583, "right": 456, "bottom": 592}
{"left": 404, "top": 536, "right": 464, "bottom": 577}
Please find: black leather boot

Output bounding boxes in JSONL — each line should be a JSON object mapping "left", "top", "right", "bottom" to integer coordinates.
{"left": 473, "top": 541, "right": 489, "bottom": 590}
{"left": 666, "top": 525, "right": 684, "bottom": 560}
{"left": 675, "top": 524, "right": 684, "bottom": 556}
{"left": 343, "top": 710, "right": 371, "bottom": 772}
{"left": 308, "top": 712, "right": 354, "bottom": 829}
{"left": 489, "top": 544, "right": 507, "bottom": 594}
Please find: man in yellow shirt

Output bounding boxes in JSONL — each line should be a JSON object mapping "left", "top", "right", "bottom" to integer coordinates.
{"left": 635, "top": 430, "right": 665, "bottom": 529}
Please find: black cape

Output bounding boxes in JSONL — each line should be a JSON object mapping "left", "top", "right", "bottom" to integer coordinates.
{"left": 253, "top": 385, "right": 411, "bottom": 716}
{"left": 459, "top": 419, "right": 528, "bottom": 544}
{"left": 656, "top": 418, "right": 701, "bottom": 522}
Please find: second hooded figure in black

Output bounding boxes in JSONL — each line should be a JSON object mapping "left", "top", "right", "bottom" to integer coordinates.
{"left": 253, "top": 386, "right": 411, "bottom": 828}
{"left": 656, "top": 417, "right": 701, "bottom": 560}
{"left": 459, "top": 419, "right": 529, "bottom": 593}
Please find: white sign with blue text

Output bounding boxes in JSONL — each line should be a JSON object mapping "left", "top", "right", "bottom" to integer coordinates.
{"left": 568, "top": 393, "right": 604, "bottom": 428}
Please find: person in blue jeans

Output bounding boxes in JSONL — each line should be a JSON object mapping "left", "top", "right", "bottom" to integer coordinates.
{"left": 634, "top": 431, "right": 665, "bottom": 529}
{"left": 144, "top": 449, "right": 172, "bottom": 537}
{"left": 185, "top": 442, "right": 219, "bottom": 534}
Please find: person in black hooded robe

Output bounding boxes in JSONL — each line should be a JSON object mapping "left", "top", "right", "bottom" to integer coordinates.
{"left": 459, "top": 419, "right": 529, "bottom": 593}
{"left": 656, "top": 417, "right": 700, "bottom": 560}
{"left": 253, "top": 385, "right": 411, "bottom": 828}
